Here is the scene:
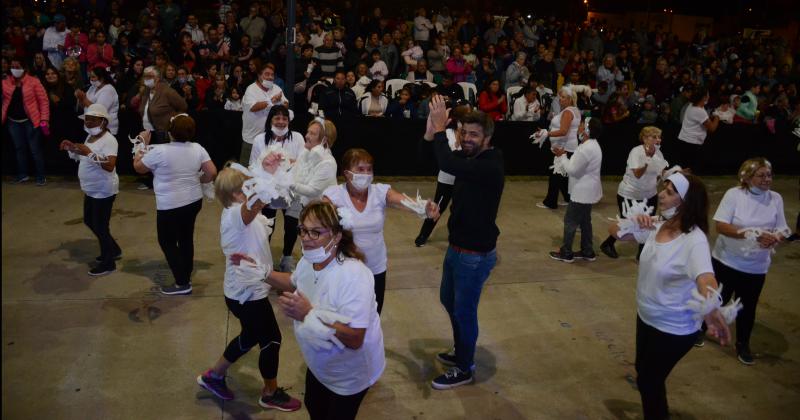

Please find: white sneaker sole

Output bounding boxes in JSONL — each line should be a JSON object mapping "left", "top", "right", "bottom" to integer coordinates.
{"left": 431, "top": 376, "right": 474, "bottom": 390}
{"left": 160, "top": 286, "right": 192, "bottom": 295}
{"left": 549, "top": 254, "right": 574, "bottom": 263}
{"left": 197, "top": 375, "right": 234, "bottom": 400}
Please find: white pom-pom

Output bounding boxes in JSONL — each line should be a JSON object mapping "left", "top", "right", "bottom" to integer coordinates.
{"left": 550, "top": 155, "right": 568, "bottom": 176}
{"left": 685, "top": 285, "right": 724, "bottom": 321}
{"left": 530, "top": 129, "right": 548, "bottom": 148}
{"left": 337, "top": 207, "right": 356, "bottom": 230}
{"left": 399, "top": 189, "right": 429, "bottom": 219}
{"left": 719, "top": 297, "right": 743, "bottom": 324}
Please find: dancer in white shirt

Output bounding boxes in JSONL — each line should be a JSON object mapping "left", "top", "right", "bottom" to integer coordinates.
{"left": 534, "top": 86, "right": 580, "bottom": 209}
{"left": 323, "top": 148, "right": 439, "bottom": 313}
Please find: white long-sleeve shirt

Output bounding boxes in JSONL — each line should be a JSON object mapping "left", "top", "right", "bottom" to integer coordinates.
{"left": 42, "top": 26, "right": 67, "bottom": 69}
{"left": 511, "top": 97, "right": 540, "bottom": 121}
{"left": 413, "top": 17, "right": 434, "bottom": 41}
{"left": 291, "top": 145, "right": 337, "bottom": 206}
{"left": 562, "top": 138, "right": 603, "bottom": 204}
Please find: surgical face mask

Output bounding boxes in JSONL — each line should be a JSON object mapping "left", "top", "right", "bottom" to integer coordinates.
{"left": 178, "top": 76, "right": 187, "bottom": 83}
{"left": 348, "top": 171, "right": 373, "bottom": 191}
{"left": 91, "top": 80, "right": 101, "bottom": 88}
{"left": 272, "top": 125, "right": 289, "bottom": 137}
{"left": 84, "top": 125, "right": 103, "bottom": 136}
{"left": 749, "top": 186, "right": 768, "bottom": 195}
{"left": 661, "top": 205, "right": 678, "bottom": 220}
{"left": 144, "top": 78, "right": 155, "bottom": 88}
{"left": 302, "top": 237, "right": 336, "bottom": 263}
{"left": 654, "top": 143, "right": 661, "bottom": 151}
{"left": 10, "top": 68, "right": 24, "bottom": 78}
{"left": 261, "top": 79, "right": 274, "bottom": 89}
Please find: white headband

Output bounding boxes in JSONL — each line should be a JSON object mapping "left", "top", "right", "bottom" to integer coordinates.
{"left": 228, "top": 162, "right": 253, "bottom": 177}
{"left": 666, "top": 172, "right": 689, "bottom": 199}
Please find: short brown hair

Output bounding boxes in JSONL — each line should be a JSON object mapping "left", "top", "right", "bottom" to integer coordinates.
{"left": 639, "top": 126, "right": 662, "bottom": 141}
{"left": 307, "top": 118, "right": 337, "bottom": 147}
{"left": 460, "top": 110, "right": 494, "bottom": 138}
{"left": 341, "top": 148, "right": 374, "bottom": 173}
{"left": 169, "top": 113, "right": 195, "bottom": 142}
{"left": 299, "top": 200, "right": 365, "bottom": 262}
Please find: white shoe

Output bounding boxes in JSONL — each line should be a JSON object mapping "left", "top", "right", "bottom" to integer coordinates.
{"left": 558, "top": 201, "right": 569, "bottom": 206}
{"left": 536, "top": 202, "right": 556, "bottom": 209}
{"left": 279, "top": 256, "right": 296, "bottom": 272}
{"left": 137, "top": 183, "right": 150, "bottom": 190}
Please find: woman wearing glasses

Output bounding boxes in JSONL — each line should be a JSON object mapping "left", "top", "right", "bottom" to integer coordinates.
{"left": 707, "top": 158, "right": 789, "bottom": 364}
{"left": 323, "top": 148, "right": 440, "bottom": 314}
{"left": 235, "top": 200, "right": 384, "bottom": 420}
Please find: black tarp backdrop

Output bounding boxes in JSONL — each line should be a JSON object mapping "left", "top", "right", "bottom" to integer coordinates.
{"left": 3, "top": 109, "right": 799, "bottom": 178}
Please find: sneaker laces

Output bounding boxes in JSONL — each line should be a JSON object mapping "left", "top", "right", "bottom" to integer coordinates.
{"left": 444, "top": 367, "right": 465, "bottom": 379}
{"left": 265, "top": 387, "right": 292, "bottom": 403}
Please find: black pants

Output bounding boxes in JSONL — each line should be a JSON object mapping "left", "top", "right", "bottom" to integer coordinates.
{"left": 156, "top": 199, "right": 202, "bottom": 286}
{"left": 561, "top": 202, "right": 593, "bottom": 254}
{"left": 417, "top": 181, "right": 453, "bottom": 241}
{"left": 672, "top": 140, "right": 703, "bottom": 175}
{"left": 262, "top": 207, "right": 299, "bottom": 257}
{"left": 635, "top": 316, "right": 698, "bottom": 420}
{"left": 712, "top": 258, "right": 766, "bottom": 346}
{"left": 83, "top": 194, "right": 121, "bottom": 268}
{"left": 223, "top": 297, "right": 282, "bottom": 379}
{"left": 543, "top": 152, "right": 571, "bottom": 208}
{"left": 374, "top": 271, "right": 386, "bottom": 314}
{"left": 304, "top": 368, "right": 369, "bottom": 420}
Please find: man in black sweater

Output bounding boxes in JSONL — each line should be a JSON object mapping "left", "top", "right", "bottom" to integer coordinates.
{"left": 424, "top": 95, "right": 505, "bottom": 390}
{"left": 318, "top": 70, "right": 358, "bottom": 118}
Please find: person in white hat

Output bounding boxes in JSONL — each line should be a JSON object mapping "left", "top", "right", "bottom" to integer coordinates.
{"left": 607, "top": 172, "right": 735, "bottom": 420}
{"left": 59, "top": 103, "right": 121, "bottom": 276}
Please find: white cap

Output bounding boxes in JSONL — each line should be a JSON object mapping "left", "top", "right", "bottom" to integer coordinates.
{"left": 79, "top": 103, "right": 111, "bottom": 121}
{"left": 666, "top": 172, "right": 689, "bottom": 199}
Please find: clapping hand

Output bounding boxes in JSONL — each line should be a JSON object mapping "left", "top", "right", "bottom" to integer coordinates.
{"left": 278, "top": 291, "right": 312, "bottom": 322}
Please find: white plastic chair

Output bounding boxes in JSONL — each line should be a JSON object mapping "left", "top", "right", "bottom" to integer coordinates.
{"left": 385, "top": 78, "right": 410, "bottom": 99}
{"left": 506, "top": 86, "right": 523, "bottom": 119}
{"left": 457, "top": 82, "right": 477, "bottom": 106}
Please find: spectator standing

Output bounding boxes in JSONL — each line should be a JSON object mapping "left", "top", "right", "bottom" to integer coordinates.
{"left": 240, "top": 5, "right": 267, "bottom": 49}
{"left": 314, "top": 34, "right": 344, "bottom": 79}
{"left": 42, "top": 14, "right": 67, "bottom": 70}
{"left": 241, "top": 63, "right": 289, "bottom": 163}
{"left": 319, "top": 70, "right": 359, "bottom": 118}
{"left": 87, "top": 32, "right": 114, "bottom": 72}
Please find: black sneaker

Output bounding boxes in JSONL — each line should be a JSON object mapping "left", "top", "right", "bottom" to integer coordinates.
{"left": 95, "top": 252, "right": 123, "bottom": 263}
{"left": 549, "top": 250, "right": 574, "bottom": 263}
{"left": 431, "top": 367, "right": 474, "bottom": 390}
{"left": 160, "top": 283, "right": 192, "bottom": 295}
{"left": 575, "top": 251, "right": 597, "bottom": 261}
{"left": 414, "top": 235, "right": 427, "bottom": 247}
{"left": 88, "top": 266, "right": 115, "bottom": 276}
{"left": 258, "top": 387, "right": 301, "bottom": 411}
{"left": 736, "top": 343, "right": 755, "bottom": 365}
{"left": 600, "top": 241, "right": 619, "bottom": 259}
{"left": 436, "top": 349, "right": 457, "bottom": 367}
{"left": 197, "top": 369, "right": 234, "bottom": 400}
{"left": 694, "top": 335, "right": 705, "bottom": 348}
{"left": 12, "top": 176, "right": 30, "bottom": 184}
{"left": 787, "top": 233, "right": 800, "bottom": 243}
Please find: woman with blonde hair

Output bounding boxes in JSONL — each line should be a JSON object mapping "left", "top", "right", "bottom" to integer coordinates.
{"left": 534, "top": 85, "right": 580, "bottom": 209}
{"left": 240, "top": 200, "right": 384, "bottom": 420}
{"left": 706, "top": 158, "right": 790, "bottom": 363}
{"left": 195, "top": 164, "right": 301, "bottom": 412}
{"left": 601, "top": 126, "right": 669, "bottom": 259}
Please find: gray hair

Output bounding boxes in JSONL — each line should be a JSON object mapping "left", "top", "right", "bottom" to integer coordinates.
{"left": 143, "top": 66, "right": 160, "bottom": 78}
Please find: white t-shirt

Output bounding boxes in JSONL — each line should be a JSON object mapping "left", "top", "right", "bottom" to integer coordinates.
{"left": 636, "top": 223, "right": 714, "bottom": 336}
{"left": 323, "top": 183, "right": 391, "bottom": 274}
{"left": 85, "top": 84, "right": 119, "bottom": 135}
{"left": 249, "top": 131, "right": 305, "bottom": 168}
{"left": 141, "top": 142, "right": 211, "bottom": 210}
{"left": 548, "top": 106, "right": 580, "bottom": 152}
{"left": 677, "top": 105, "right": 709, "bottom": 145}
{"left": 220, "top": 202, "right": 272, "bottom": 302}
{"left": 291, "top": 257, "right": 385, "bottom": 396}
{"left": 76, "top": 132, "right": 119, "bottom": 199}
{"left": 712, "top": 187, "right": 789, "bottom": 274}
{"left": 241, "top": 82, "right": 288, "bottom": 144}
{"left": 437, "top": 128, "right": 460, "bottom": 184}
{"left": 617, "top": 145, "right": 667, "bottom": 200}
{"left": 563, "top": 139, "right": 603, "bottom": 204}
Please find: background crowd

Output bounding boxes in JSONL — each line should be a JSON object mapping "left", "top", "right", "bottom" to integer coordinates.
{"left": 3, "top": 0, "right": 800, "bottom": 138}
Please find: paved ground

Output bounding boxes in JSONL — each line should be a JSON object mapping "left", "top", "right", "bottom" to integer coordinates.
{"left": 3, "top": 177, "right": 799, "bottom": 420}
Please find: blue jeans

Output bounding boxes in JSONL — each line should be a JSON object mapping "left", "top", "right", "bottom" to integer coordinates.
{"left": 439, "top": 246, "right": 497, "bottom": 371}
{"left": 7, "top": 120, "right": 45, "bottom": 180}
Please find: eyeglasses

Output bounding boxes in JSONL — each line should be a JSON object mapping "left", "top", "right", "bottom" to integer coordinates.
{"left": 752, "top": 173, "right": 772, "bottom": 179}
{"left": 297, "top": 226, "right": 330, "bottom": 240}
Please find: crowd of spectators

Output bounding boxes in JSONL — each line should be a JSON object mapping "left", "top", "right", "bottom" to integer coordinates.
{"left": 3, "top": 0, "right": 800, "bottom": 138}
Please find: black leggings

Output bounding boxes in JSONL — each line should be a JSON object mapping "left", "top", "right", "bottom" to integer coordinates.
{"left": 635, "top": 316, "right": 698, "bottom": 420}
{"left": 156, "top": 199, "right": 202, "bottom": 286}
{"left": 543, "top": 153, "right": 572, "bottom": 208}
{"left": 83, "top": 194, "right": 121, "bottom": 267}
{"left": 604, "top": 194, "right": 658, "bottom": 252}
{"left": 374, "top": 271, "right": 386, "bottom": 314}
{"left": 304, "top": 368, "right": 369, "bottom": 420}
{"left": 417, "top": 181, "right": 453, "bottom": 241}
{"left": 223, "top": 297, "right": 282, "bottom": 379}
{"left": 712, "top": 258, "right": 766, "bottom": 346}
{"left": 261, "top": 207, "right": 299, "bottom": 257}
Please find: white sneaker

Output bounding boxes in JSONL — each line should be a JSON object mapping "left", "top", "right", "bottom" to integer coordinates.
{"left": 279, "top": 256, "right": 296, "bottom": 272}
{"left": 536, "top": 202, "right": 556, "bottom": 209}
{"left": 558, "top": 201, "right": 569, "bottom": 206}
{"left": 137, "top": 183, "right": 150, "bottom": 190}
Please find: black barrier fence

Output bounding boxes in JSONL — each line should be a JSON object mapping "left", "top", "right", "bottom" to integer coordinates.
{"left": 4, "top": 109, "right": 799, "bottom": 177}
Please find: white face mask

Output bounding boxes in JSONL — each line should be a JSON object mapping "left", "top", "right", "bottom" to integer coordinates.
{"left": 661, "top": 205, "right": 678, "bottom": 220}
{"left": 654, "top": 144, "right": 661, "bottom": 151}
{"left": 84, "top": 125, "right": 103, "bottom": 136}
{"left": 91, "top": 80, "right": 102, "bottom": 88}
{"left": 11, "top": 68, "right": 24, "bottom": 78}
{"left": 261, "top": 79, "right": 274, "bottom": 89}
{"left": 144, "top": 79, "right": 155, "bottom": 88}
{"left": 749, "top": 186, "right": 768, "bottom": 195}
{"left": 348, "top": 171, "right": 373, "bottom": 191}
{"left": 272, "top": 125, "right": 289, "bottom": 137}
{"left": 302, "top": 237, "right": 336, "bottom": 263}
